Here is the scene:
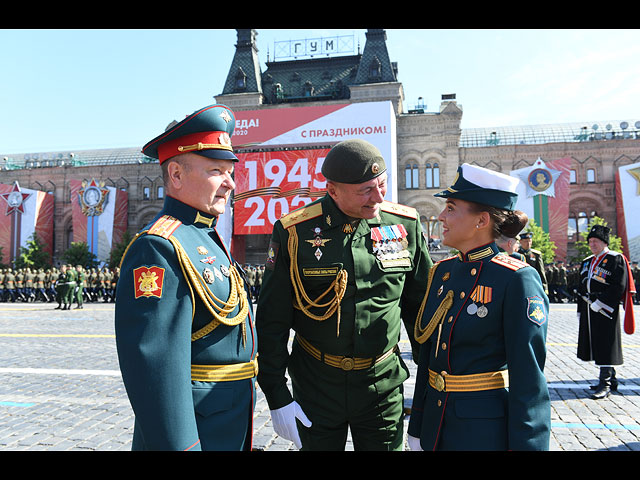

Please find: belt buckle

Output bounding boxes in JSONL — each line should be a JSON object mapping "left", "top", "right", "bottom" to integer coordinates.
{"left": 340, "top": 357, "right": 355, "bottom": 371}
{"left": 434, "top": 371, "right": 447, "bottom": 392}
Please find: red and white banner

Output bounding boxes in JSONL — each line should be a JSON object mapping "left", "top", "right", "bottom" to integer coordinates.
{"left": 617, "top": 161, "right": 640, "bottom": 261}
{"left": 234, "top": 149, "right": 329, "bottom": 235}
{"left": 0, "top": 182, "right": 54, "bottom": 265}
{"left": 223, "top": 101, "right": 397, "bottom": 240}
{"left": 70, "top": 179, "right": 128, "bottom": 265}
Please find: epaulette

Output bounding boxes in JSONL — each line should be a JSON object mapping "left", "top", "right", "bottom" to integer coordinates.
{"left": 147, "top": 215, "right": 182, "bottom": 239}
{"left": 491, "top": 253, "right": 528, "bottom": 271}
{"left": 530, "top": 248, "right": 542, "bottom": 255}
{"left": 280, "top": 202, "right": 323, "bottom": 229}
{"left": 379, "top": 201, "right": 418, "bottom": 220}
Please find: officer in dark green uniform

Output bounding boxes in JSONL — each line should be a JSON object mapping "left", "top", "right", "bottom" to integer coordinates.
{"left": 115, "top": 104, "right": 256, "bottom": 451}
{"left": 256, "top": 139, "right": 432, "bottom": 451}
{"left": 63, "top": 264, "right": 77, "bottom": 310}
{"left": 518, "top": 232, "right": 548, "bottom": 295}
{"left": 407, "top": 163, "right": 550, "bottom": 451}
{"left": 74, "top": 265, "right": 85, "bottom": 309}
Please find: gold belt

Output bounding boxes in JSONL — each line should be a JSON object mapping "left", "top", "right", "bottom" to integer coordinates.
{"left": 428, "top": 369, "right": 509, "bottom": 392}
{"left": 296, "top": 334, "right": 397, "bottom": 371}
{"left": 191, "top": 358, "right": 258, "bottom": 382}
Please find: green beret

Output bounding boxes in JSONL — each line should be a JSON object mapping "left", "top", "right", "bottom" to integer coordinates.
{"left": 321, "top": 139, "right": 386, "bottom": 184}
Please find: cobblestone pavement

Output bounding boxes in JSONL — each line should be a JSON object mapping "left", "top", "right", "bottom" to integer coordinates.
{"left": 0, "top": 302, "right": 639, "bottom": 451}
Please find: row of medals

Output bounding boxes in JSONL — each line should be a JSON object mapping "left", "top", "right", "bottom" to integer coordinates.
{"left": 197, "top": 246, "right": 230, "bottom": 284}
{"left": 467, "top": 301, "right": 488, "bottom": 317}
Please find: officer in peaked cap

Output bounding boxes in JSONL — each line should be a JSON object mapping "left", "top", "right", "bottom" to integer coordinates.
{"left": 256, "top": 138, "right": 432, "bottom": 450}
{"left": 518, "top": 231, "right": 548, "bottom": 294}
{"left": 408, "top": 163, "right": 550, "bottom": 451}
{"left": 115, "top": 104, "right": 257, "bottom": 451}
{"left": 577, "top": 224, "right": 636, "bottom": 399}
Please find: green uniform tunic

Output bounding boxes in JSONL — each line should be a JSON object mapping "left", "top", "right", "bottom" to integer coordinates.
{"left": 256, "top": 194, "right": 432, "bottom": 450}
{"left": 115, "top": 196, "right": 257, "bottom": 451}
{"left": 408, "top": 242, "right": 550, "bottom": 450}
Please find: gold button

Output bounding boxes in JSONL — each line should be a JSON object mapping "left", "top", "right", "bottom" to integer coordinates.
{"left": 470, "top": 268, "right": 477, "bottom": 275}
{"left": 460, "top": 291, "right": 465, "bottom": 299}
{"left": 447, "top": 315, "right": 453, "bottom": 323}
{"left": 437, "top": 400, "right": 442, "bottom": 407}
{"left": 441, "top": 342, "right": 447, "bottom": 350}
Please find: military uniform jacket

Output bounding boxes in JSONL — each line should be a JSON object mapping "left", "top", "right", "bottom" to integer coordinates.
{"left": 115, "top": 195, "right": 256, "bottom": 451}
{"left": 256, "top": 194, "right": 432, "bottom": 410}
{"left": 408, "top": 243, "right": 550, "bottom": 451}
{"left": 577, "top": 248, "right": 627, "bottom": 366}
{"left": 519, "top": 247, "right": 548, "bottom": 293}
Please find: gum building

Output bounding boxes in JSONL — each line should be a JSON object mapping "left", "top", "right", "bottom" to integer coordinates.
{"left": 2, "top": 29, "right": 640, "bottom": 265}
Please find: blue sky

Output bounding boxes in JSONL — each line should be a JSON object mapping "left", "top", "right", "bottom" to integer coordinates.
{"left": 1, "top": 28, "right": 639, "bottom": 155}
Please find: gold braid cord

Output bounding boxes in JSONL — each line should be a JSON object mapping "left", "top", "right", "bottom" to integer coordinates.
{"left": 287, "top": 226, "right": 348, "bottom": 337}
{"left": 414, "top": 262, "right": 454, "bottom": 344}
{"left": 167, "top": 237, "right": 249, "bottom": 343}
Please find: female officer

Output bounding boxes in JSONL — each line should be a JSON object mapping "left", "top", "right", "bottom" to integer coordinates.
{"left": 407, "top": 163, "right": 550, "bottom": 451}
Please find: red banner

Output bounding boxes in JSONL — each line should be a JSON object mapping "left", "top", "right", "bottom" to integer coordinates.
{"left": 234, "top": 149, "right": 330, "bottom": 235}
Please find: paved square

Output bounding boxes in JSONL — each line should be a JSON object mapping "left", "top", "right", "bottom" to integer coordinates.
{"left": 0, "top": 302, "right": 638, "bottom": 451}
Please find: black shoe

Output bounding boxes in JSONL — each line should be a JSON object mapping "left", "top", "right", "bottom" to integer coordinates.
{"left": 591, "top": 385, "right": 611, "bottom": 400}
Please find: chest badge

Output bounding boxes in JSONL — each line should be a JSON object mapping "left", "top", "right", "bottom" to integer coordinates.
{"left": 203, "top": 268, "right": 215, "bottom": 284}
{"left": 306, "top": 226, "right": 332, "bottom": 261}
{"left": 197, "top": 246, "right": 208, "bottom": 255}
{"left": 200, "top": 256, "right": 216, "bottom": 264}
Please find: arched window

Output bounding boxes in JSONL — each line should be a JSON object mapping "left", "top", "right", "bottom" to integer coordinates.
{"left": 568, "top": 213, "right": 577, "bottom": 238}
{"left": 405, "top": 164, "right": 419, "bottom": 189}
{"left": 577, "top": 211, "right": 589, "bottom": 233}
{"left": 425, "top": 162, "right": 441, "bottom": 189}
{"left": 569, "top": 169, "right": 577, "bottom": 184}
{"left": 586, "top": 168, "right": 596, "bottom": 183}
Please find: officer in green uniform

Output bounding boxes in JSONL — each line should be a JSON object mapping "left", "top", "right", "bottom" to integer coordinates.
{"left": 115, "top": 104, "right": 256, "bottom": 451}
{"left": 518, "top": 232, "right": 548, "bottom": 295}
{"left": 75, "top": 265, "right": 85, "bottom": 309}
{"left": 63, "top": 264, "right": 77, "bottom": 310}
{"left": 256, "top": 139, "right": 433, "bottom": 451}
{"left": 408, "top": 163, "right": 550, "bottom": 451}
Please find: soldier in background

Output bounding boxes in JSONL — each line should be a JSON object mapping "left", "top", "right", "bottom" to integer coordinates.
{"left": 75, "top": 265, "right": 85, "bottom": 309}
{"left": 518, "top": 232, "right": 548, "bottom": 295}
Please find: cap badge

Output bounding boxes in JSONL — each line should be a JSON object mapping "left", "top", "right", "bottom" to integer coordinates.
{"left": 371, "top": 163, "right": 380, "bottom": 174}
{"left": 219, "top": 110, "right": 232, "bottom": 123}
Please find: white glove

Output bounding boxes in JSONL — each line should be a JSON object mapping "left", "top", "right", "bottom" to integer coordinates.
{"left": 407, "top": 434, "right": 423, "bottom": 451}
{"left": 270, "top": 401, "right": 312, "bottom": 449}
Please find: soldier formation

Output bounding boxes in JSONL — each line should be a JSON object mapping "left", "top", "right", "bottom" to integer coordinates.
{"left": 0, "top": 265, "right": 119, "bottom": 308}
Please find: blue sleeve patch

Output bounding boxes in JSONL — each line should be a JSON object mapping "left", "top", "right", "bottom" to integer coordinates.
{"left": 526, "top": 295, "right": 547, "bottom": 326}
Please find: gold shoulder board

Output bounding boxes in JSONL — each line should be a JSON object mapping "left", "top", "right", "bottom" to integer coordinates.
{"left": 379, "top": 201, "right": 418, "bottom": 220}
{"left": 280, "top": 202, "right": 323, "bottom": 230}
{"left": 147, "top": 215, "right": 182, "bottom": 239}
{"left": 491, "top": 254, "right": 528, "bottom": 271}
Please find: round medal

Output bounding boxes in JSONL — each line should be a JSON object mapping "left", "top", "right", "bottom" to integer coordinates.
{"left": 476, "top": 305, "right": 488, "bottom": 318}
{"left": 466, "top": 303, "right": 478, "bottom": 315}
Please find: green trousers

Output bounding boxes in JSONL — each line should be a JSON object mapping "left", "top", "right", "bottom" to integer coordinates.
{"left": 288, "top": 339, "right": 408, "bottom": 451}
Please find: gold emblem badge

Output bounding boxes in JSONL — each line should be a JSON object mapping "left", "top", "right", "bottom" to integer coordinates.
{"left": 133, "top": 266, "right": 165, "bottom": 299}
{"left": 371, "top": 163, "right": 380, "bottom": 174}
{"left": 197, "top": 246, "right": 208, "bottom": 255}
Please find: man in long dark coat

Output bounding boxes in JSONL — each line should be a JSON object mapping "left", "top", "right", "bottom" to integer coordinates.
{"left": 577, "top": 225, "right": 635, "bottom": 399}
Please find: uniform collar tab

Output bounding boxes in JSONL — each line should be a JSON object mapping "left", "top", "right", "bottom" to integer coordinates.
{"left": 459, "top": 242, "right": 499, "bottom": 262}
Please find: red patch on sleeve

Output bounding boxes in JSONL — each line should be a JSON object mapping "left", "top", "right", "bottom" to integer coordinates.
{"left": 133, "top": 266, "right": 165, "bottom": 299}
